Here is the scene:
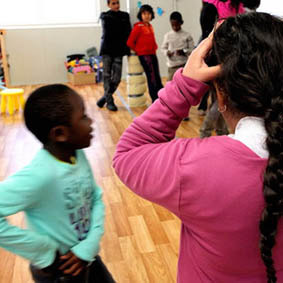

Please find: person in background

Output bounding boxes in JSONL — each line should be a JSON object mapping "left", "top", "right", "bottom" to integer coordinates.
{"left": 197, "top": 0, "right": 245, "bottom": 115}
{"left": 242, "top": 0, "right": 261, "bottom": 11}
{"left": 161, "top": 11, "right": 195, "bottom": 82}
{"left": 113, "top": 12, "right": 283, "bottom": 282}
{"left": 203, "top": 0, "right": 245, "bottom": 19}
{"left": 0, "top": 84, "right": 115, "bottom": 283}
{"left": 161, "top": 11, "right": 195, "bottom": 121}
{"left": 127, "top": 4, "right": 163, "bottom": 103}
{"left": 198, "top": 0, "right": 245, "bottom": 136}
{"left": 97, "top": 0, "right": 131, "bottom": 111}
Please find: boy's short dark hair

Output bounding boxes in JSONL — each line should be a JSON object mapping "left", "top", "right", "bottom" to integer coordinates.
{"left": 170, "top": 11, "right": 184, "bottom": 24}
{"left": 137, "top": 4, "right": 155, "bottom": 21}
{"left": 107, "top": 0, "right": 118, "bottom": 4}
{"left": 24, "top": 84, "right": 77, "bottom": 144}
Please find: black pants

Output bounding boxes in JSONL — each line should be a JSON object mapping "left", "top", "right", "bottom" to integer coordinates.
{"left": 139, "top": 54, "right": 163, "bottom": 103}
{"left": 197, "top": 91, "right": 209, "bottom": 111}
{"left": 102, "top": 55, "right": 123, "bottom": 103}
{"left": 30, "top": 255, "right": 115, "bottom": 283}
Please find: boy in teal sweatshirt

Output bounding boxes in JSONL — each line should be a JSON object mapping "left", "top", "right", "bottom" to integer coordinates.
{"left": 0, "top": 84, "right": 115, "bottom": 282}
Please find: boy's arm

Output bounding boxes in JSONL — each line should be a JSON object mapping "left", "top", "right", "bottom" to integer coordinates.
{"left": 185, "top": 35, "right": 195, "bottom": 56}
{"left": 161, "top": 33, "right": 171, "bottom": 57}
{"left": 100, "top": 12, "right": 110, "bottom": 30}
{"left": 71, "top": 183, "right": 105, "bottom": 263}
{"left": 0, "top": 170, "right": 59, "bottom": 268}
{"left": 124, "top": 13, "right": 132, "bottom": 55}
{"left": 126, "top": 13, "right": 132, "bottom": 38}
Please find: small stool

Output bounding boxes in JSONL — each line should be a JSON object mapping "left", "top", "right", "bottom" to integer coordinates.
{"left": 127, "top": 54, "right": 147, "bottom": 107}
{"left": 0, "top": 88, "right": 25, "bottom": 115}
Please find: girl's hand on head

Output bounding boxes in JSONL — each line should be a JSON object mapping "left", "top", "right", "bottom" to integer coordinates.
{"left": 182, "top": 33, "right": 221, "bottom": 83}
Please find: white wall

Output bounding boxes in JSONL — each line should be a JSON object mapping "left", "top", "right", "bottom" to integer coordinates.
{"left": 5, "top": 0, "right": 202, "bottom": 86}
{"left": 6, "top": 27, "right": 102, "bottom": 85}
{"left": 257, "top": 0, "right": 283, "bottom": 17}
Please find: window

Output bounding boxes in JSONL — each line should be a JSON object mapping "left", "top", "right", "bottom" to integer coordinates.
{"left": 1, "top": 0, "right": 100, "bottom": 28}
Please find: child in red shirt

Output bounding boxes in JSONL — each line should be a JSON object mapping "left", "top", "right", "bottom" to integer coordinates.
{"left": 127, "top": 4, "right": 163, "bottom": 102}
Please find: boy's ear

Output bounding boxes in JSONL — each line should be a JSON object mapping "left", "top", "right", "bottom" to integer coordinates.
{"left": 49, "top": 126, "right": 70, "bottom": 143}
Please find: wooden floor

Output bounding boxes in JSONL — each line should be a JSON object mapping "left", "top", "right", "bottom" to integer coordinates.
{"left": 0, "top": 80, "right": 205, "bottom": 283}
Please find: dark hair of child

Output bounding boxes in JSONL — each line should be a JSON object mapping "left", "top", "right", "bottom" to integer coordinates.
{"left": 107, "top": 0, "right": 119, "bottom": 4}
{"left": 212, "top": 12, "right": 283, "bottom": 282}
{"left": 24, "top": 84, "right": 77, "bottom": 144}
{"left": 170, "top": 11, "right": 184, "bottom": 24}
{"left": 137, "top": 4, "right": 155, "bottom": 21}
{"left": 241, "top": 0, "right": 260, "bottom": 9}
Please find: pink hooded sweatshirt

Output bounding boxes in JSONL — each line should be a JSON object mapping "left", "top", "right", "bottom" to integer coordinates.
{"left": 204, "top": 0, "right": 245, "bottom": 18}
{"left": 113, "top": 69, "right": 283, "bottom": 282}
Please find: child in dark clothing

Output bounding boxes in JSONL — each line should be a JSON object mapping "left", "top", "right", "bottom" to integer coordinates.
{"left": 0, "top": 84, "right": 115, "bottom": 283}
{"left": 127, "top": 4, "right": 163, "bottom": 103}
{"left": 97, "top": 0, "right": 131, "bottom": 111}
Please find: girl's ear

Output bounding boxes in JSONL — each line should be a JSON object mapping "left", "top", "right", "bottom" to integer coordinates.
{"left": 49, "top": 126, "right": 69, "bottom": 143}
{"left": 214, "top": 82, "right": 226, "bottom": 108}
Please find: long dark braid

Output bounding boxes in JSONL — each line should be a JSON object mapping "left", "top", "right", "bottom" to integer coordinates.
{"left": 260, "top": 93, "right": 283, "bottom": 282}
{"left": 212, "top": 13, "right": 283, "bottom": 282}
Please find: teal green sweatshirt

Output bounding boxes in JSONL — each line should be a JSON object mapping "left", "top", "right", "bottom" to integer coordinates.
{"left": 0, "top": 149, "right": 105, "bottom": 268}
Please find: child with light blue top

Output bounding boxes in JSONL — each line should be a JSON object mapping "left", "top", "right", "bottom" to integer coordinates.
{"left": 0, "top": 84, "right": 115, "bottom": 282}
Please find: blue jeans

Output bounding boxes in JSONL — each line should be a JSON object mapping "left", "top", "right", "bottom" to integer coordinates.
{"left": 102, "top": 55, "right": 123, "bottom": 103}
{"left": 30, "top": 255, "right": 115, "bottom": 283}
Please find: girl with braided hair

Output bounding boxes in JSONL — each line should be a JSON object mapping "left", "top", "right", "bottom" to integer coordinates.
{"left": 213, "top": 12, "right": 283, "bottom": 283}
{"left": 114, "top": 12, "right": 283, "bottom": 282}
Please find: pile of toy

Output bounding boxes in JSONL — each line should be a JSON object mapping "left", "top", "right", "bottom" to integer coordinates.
{"left": 86, "top": 47, "right": 103, "bottom": 83}
{"left": 64, "top": 52, "right": 103, "bottom": 83}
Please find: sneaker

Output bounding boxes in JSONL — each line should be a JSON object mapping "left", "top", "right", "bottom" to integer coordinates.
{"left": 96, "top": 96, "right": 106, "bottom": 108}
{"left": 106, "top": 102, "right": 118, "bottom": 111}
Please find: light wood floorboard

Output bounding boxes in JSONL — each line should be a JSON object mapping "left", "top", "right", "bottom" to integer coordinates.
{"left": 0, "top": 80, "right": 206, "bottom": 283}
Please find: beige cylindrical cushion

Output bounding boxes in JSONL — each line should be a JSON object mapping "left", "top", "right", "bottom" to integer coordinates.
{"left": 128, "top": 55, "right": 141, "bottom": 65}
{"left": 127, "top": 64, "right": 144, "bottom": 74}
{"left": 127, "top": 54, "right": 144, "bottom": 73}
{"left": 128, "top": 94, "right": 147, "bottom": 107}
{"left": 127, "top": 74, "right": 146, "bottom": 84}
{"left": 127, "top": 54, "right": 147, "bottom": 107}
{"left": 127, "top": 83, "right": 147, "bottom": 95}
